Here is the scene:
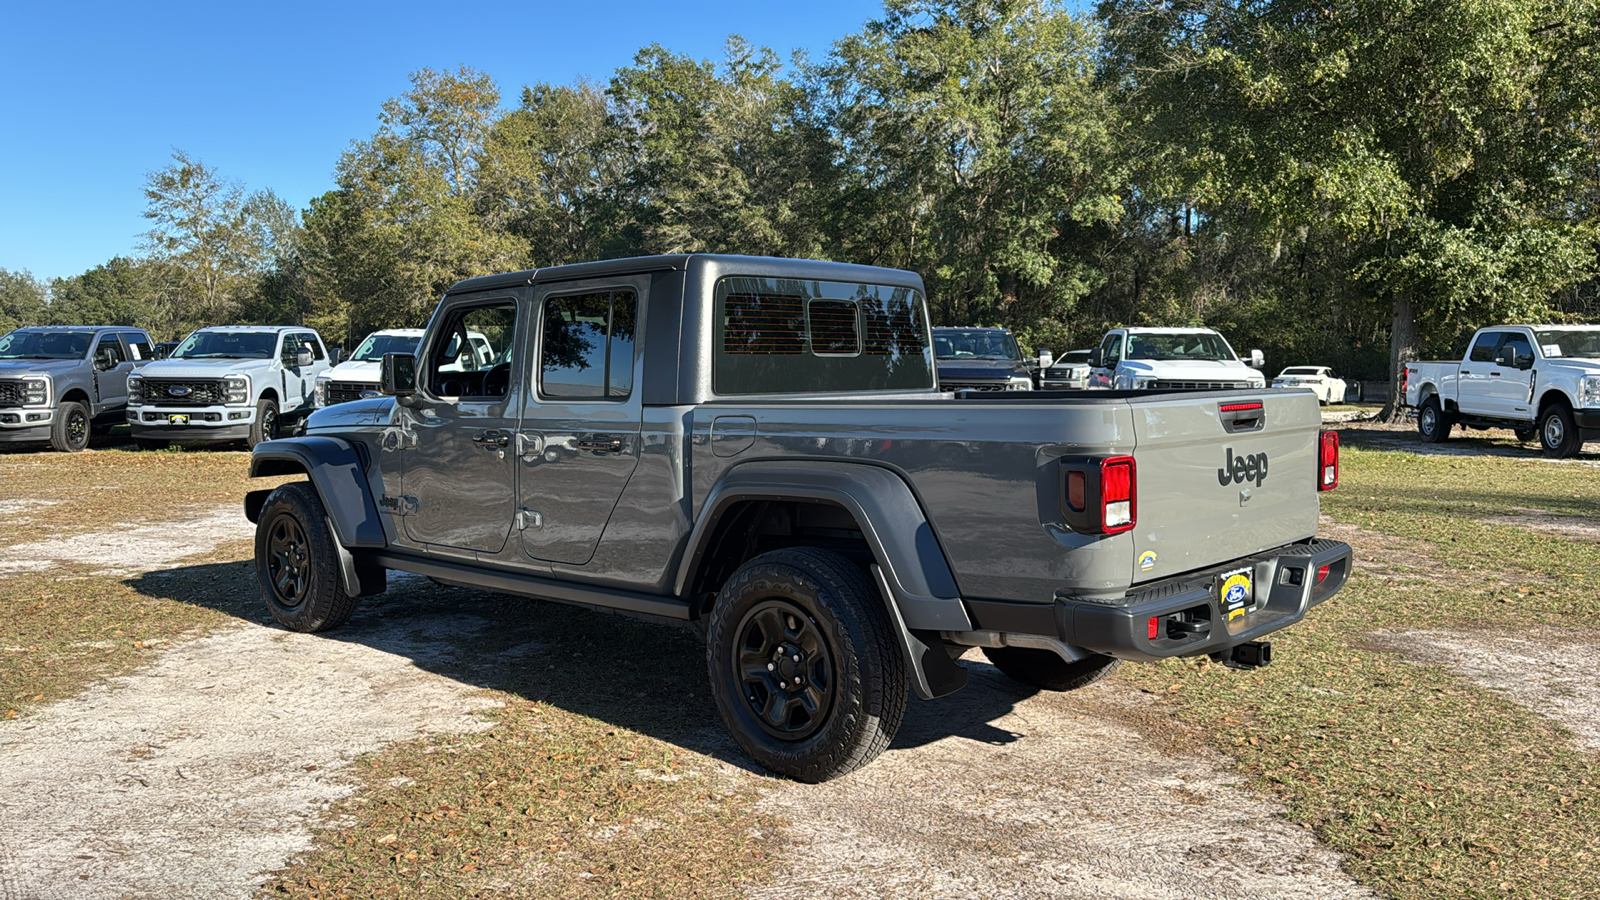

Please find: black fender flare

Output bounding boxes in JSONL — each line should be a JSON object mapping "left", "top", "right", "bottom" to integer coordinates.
{"left": 675, "top": 460, "right": 971, "bottom": 700}
{"left": 244, "top": 437, "right": 386, "bottom": 598}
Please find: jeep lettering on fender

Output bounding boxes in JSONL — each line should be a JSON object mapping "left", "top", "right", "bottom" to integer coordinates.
{"left": 1218, "top": 448, "right": 1269, "bottom": 486}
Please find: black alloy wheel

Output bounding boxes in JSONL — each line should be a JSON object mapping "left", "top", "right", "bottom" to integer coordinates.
{"left": 733, "top": 600, "right": 836, "bottom": 741}
{"left": 50, "top": 400, "right": 91, "bottom": 452}
{"left": 265, "top": 513, "right": 311, "bottom": 610}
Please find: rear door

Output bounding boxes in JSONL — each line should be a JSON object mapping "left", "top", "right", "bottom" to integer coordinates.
{"left": 92, "top": 332, "right": 132, "bottom": 410}
{"left": 1456, "top": 331, "right": 1506, "bottom": 414}
{"left": 516, "top": 276, "right": 646, "bottom": 566}
{"left": 1127, "top": 391, "right": 1321, "bottom": 582}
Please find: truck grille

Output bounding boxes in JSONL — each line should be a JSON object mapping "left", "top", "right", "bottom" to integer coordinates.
{"left": 0, "top": 380, "right": 21, "bottom": 408}
{"left": 1150, "top": 380, "right": 1254, "bottom": 390}
{"left": 941, "top": 381, "right": 1010, "bottom": 392}
{"left": 326, "top": 381, "right": 377, "bottom": 405}
{"left": 143, "top": 379, "right": 226, "bottom": 406}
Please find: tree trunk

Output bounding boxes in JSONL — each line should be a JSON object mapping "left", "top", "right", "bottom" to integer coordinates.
{"left": 1381, "top": 294, "right": 1419, "bottom": 422}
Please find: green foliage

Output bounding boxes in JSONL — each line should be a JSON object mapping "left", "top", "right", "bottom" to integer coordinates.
{"left": 0, "top": 269, "right": 47, "bottom": 333}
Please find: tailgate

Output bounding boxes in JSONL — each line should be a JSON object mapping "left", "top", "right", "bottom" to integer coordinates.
{"left": 1128, "top": 391, "right": 1321, "bottom": 583}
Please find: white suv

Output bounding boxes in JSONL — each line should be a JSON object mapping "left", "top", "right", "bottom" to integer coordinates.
{"left": 1088, "top": 327, "right": 1266, "bottom": 391}
{"left": 127, "top": 326, "right": 330, "bottom": 449}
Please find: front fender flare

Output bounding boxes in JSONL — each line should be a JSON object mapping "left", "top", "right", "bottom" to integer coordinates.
{"left": 244, "top": 436, "right": 385, "bottom": 549}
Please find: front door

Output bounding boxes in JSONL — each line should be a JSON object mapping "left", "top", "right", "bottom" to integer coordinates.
{"left": 517, "top": 278, "right": 645, "bottom": 566}
{"left": 400, "top": 296, "right": 524, "bottom": 553}
{"left": 1483, "top": 331, "right": 1536, "bottom": 419}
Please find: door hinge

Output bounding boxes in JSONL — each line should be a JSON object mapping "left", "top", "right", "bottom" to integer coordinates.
{"left": 517, "top": 508, "right": 543, "bottom": 530}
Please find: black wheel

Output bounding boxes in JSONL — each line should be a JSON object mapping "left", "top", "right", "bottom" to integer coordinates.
{"left": 982, "top": 646, "right": 1121, "bottom": 691}
{"left": 706, "top": 547, "right": 907, "bottom": 782}
{"left": 254, "top": 482, "right": 358, "bottom": 632}
{"left": 133, "top": 437, "right": 169, "bottom": 451}
{"left": 49, "top": 400, "right": 90, "bottom": 452}
{"left": 1539, "top": 403, "right": 1581, "bottom": 459}
{"left": 1417, "top": 396, "right": 1451, "bottom": 443}
{"left": 249, "top": 397, "right": 278, "bottom": 448}
{"left": 1514, "top": 425, "right": 1537, "bottom": 444}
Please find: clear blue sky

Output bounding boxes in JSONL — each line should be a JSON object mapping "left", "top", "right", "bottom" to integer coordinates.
{"left": 0, "top": 0, "right": 889, "bottom": 283}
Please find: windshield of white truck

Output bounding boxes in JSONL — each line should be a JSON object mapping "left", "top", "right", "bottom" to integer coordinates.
{"left": 1534, "top": 329, "right": 1600, "bottom": 359}
{"left": 351, "top": 333, "right": 422, "bottom": 362}
{"left": 933, "top": 330, "right": 1021, "bottom": 361}
{"left": 171, "top": 331, "right": 278, "bottom": 359}
{"left": 1125, "top": 333, "right": 1236, "bottom": 362}
{"left": 0, "top": 330, "right": 95, "bottom": 359}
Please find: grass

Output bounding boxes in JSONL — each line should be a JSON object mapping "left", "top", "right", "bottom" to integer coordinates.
{"left": 1109, "top": 428, "right": 1600, "bottom": 899}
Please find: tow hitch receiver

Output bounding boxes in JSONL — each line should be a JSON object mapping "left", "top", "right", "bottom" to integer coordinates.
{"left": 1213, "top": 641, "right": 1273, "bottom": 670}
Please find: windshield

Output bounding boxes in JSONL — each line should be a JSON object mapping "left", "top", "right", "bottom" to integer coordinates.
{"left": 1054, "top": 351, "right": 1092, "bottom": 367}
{"left": 0, "top": 330, "right": 94, "bottom": 360}
{"left": 1280, "top": 367, "right": 1321, "bottom": 376}
{"left": 933, "top": 330, "right": 1021, "bottom": 361}
{"left": 352, "top": 333, "right": 422, "bottom": 362}
{"left": 1125, "top": 332, "right": 1237, "bottom": 362}
{"left": 1534, "top": 329, "right": 1600, "bottom": 359}
{"left": 172, "top": 331, "right": 278, "bottom": 360}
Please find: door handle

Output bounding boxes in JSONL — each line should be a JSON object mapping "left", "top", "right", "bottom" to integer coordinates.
{"left": 473, "top": 430, "right": 510, "bottom": 448}
{"left": 577, "top": 436, "right": 623, "bottom": 453}
{"left": 1490, "top": 372, "right": 1501, "bottom": 377}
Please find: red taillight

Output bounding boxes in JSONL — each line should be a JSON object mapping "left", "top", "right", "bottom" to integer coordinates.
{"left": 1317, "top": 431, "right": 1339, "bottom": 491}
{"left": 1316, "top": 564, "right": 1331, "bottom": 584}
{"left": 1219, "top": 401, "right": 1264, "bottom": 412}
{"left": 1067, "top": 470, "right": 1087, "bottom": 512}
{"left": 1101, "top": 456, "right": 1136, "bottom": 534}
{"left": 1147, "top": 616, "right": 1160, "bottom": 640}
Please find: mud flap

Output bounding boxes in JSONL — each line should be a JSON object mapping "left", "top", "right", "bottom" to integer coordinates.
{"left": 873, "top": 564, "right": 967, "bottom": 699}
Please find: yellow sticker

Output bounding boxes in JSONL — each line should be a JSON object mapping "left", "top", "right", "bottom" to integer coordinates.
{"left": 1221, "top": 572, "right": 1252, "bottom": 621}
{"left": 1139, "top": 551, "right": 1158, "bottom": 571}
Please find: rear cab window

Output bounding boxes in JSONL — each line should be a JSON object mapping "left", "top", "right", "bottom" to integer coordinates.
{"left": 714, "top": 277, "right": 933, "bottom": 395}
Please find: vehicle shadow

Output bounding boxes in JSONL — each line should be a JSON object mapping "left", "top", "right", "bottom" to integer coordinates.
{"left": 127, "top": 562, "right": 1040, "bottom": 772}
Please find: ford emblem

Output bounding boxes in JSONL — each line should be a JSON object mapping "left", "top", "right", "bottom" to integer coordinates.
{"left": 168, "top": 386, "right": 192, "bottom": 397}
{"left": 359, "top": 390, "right": 380, "bottom": 399}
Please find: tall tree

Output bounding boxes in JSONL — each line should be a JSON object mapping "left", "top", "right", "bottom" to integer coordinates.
{"left": 0, "top": 269, "right": 47, "bottom": 333}
{"left": 818, "top": 0, "right": 1123, "bottom": 342}
{"left": 1098, "top": 0, "right": 1600, "bottom": 416}
{"left": 46, "top": 257, "right": 161, "bottom": 332}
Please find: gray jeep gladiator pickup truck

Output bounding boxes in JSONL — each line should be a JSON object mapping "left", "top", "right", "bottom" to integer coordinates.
{"left": 0, "top": 325, "right": 155, "bottom": 452}
{"left": 244, "top": 254, "right": 1352, "bottom": 781}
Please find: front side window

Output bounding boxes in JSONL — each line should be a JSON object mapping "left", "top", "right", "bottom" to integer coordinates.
{"left": 1469, "top": 332, "right": 1503, "bottom": 363}
{"left": 0, "top": 330, "right": 95, "bottom": 360}
{"left": 96, "top": 335, "right": 126, "bottom": 365}
{"left": 428, "top": 303, "right": 518, "bottom": 398}
{"left": 1498, "top": 333, "right": 1533, "bottom": 364}
{"left": 540, "top": 290, "right": 637, "bottom": 400}
{"left": 715, "top": 277, "right": 932, "bottom": 395}
{"left": 297, "top": 333, "right": 326, "bottom": 360}
{"left": 1100, "top": 333, "right": 1122, "bottom": 366}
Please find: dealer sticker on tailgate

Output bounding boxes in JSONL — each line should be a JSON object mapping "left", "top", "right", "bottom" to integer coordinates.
{"left": 1218, "top": 567, "right": 1253, "bottom": 634}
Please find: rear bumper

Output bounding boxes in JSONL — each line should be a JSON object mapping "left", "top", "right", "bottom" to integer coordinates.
{"left": 964, "top": 538, "right": 1353, "bottom": 662}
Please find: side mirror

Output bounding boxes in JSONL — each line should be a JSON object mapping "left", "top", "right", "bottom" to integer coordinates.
{"left": 94, "top": 349, "right": 117, "bottom": 371}
{"left": 329, "top": 348, "right": 343, "bottom": 365}
{"left": 1036, "top": 348, "right": 1054, "bottom": 369}
{"left": 295, "top": 347, "right": 314, "bottom": 368}
{"left": 1248, "top": 349, "right": 1265, "bottom": 369}
{"left": 1087, "top": 350, "right": 1103, "bottom": 368}
{"left": 381, "top": 353, "right": 417, "bottom": 399}
{"left": 1517, "top": 351, "right": 1535, "bottom": 370}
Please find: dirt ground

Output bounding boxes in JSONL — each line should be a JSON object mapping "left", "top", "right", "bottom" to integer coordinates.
{"left": 0, "top": 504, "right": 1374, "bottom": 898}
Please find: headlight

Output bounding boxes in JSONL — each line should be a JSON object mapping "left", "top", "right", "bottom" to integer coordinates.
{"left": 128, "top": 375, "right": 143, "bottom": 406}
{"left": 1583, "top": 376, "right": 1600, "bottom": 408}
{"left": 1007, "top": 376, "right": 1032, "bottom": 391}
{"left": 1249, "top": 378, "right": 1266, "bottom": 389}
{"left": 224, "top": 375, "right": 250, "bottom": 405}
{"left": 1132, "top": 377, "right": 1156, "bottom": 389}
{"left": 314, "top": 379, "right": 329, "bottom": 407}
{"left": 22, "top": 377, "right": 49, "bottom": 406}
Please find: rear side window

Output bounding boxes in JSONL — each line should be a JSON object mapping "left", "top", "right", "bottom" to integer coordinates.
{"left": 540, "top": 290, "right": 637, "bottom": 400}
{"left": 714, "top": 277, "right": 932, "bottom": 395}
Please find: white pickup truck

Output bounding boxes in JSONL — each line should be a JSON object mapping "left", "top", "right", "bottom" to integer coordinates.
{"left": 1404, "top": 324, "right": 1600, "bottom": 458}
{"left": 1087, "top": 327, "right": 1266, "bottom": 391}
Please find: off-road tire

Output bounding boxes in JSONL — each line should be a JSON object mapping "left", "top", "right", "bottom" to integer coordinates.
{"left": 248, "top": 397, "right": 278, "bottom": 448}
{"left": 1417, "top": 396, "right": 1451, "bottom": 443}
{"left": 706, "top": 547, "right": 907, "bottom": 782}
{"left": 982, "top": 646, "right": 1122, "bottom": 691}
{"left": 49, "top": 400, "right": 90, "bottom": 453}
{"left": 133, "top": 437, "right": 169, "bottom": 451}
{"left": 1539, "top": 403, "right": 1581, "bottom": 459}
{"left": 255, "top": 482, "right": 358, "bottom": 632}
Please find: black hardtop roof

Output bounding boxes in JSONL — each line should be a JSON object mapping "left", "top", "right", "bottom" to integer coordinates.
{"left": 446, "top": 254, "right": 925, "bottom": 295}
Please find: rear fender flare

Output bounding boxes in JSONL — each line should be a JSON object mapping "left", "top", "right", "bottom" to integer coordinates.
{"left": 676, "top": 460, "right": 972, "bottom": 700}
